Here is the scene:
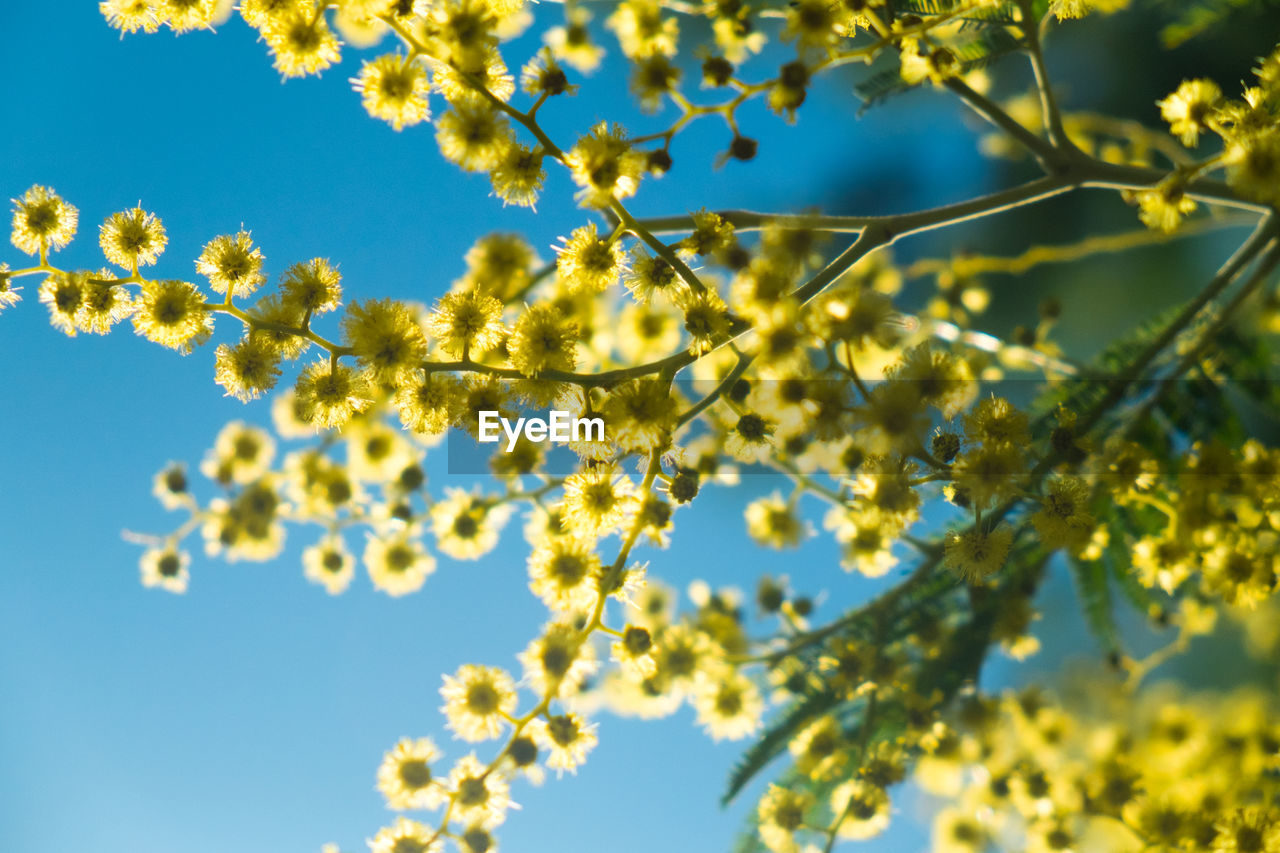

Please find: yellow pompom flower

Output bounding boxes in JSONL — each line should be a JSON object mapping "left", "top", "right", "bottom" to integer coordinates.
{"left": 462, "top": 232, "right": 537, "bottom": 299}
{"left": 943, "top": 525, "right": 1013, "bottom": 584}
{"left": 279, "top": 257, "right": 342, "bottom": 315}
{"left": 561, "top": 464, "right": 635, "bottom": 536}
{"left": 769, "top": 61, "right": 810, "bottom": 122}
{"left": 693, "top": 669, "right": 763, "bottom": 741}
{"left": 1227, "top": 132, "right": 1280, "bottom": 207}
{"left": 441, "top": 664, "right": 518, "bottom": 742}
{"left": 99, "top": 206, "right": 167, "bottom": 268}
{"left": 833, "top": 780, "right": 897, "bottom": 842}
{"left": 825, "top": 506, "right": 898, "bottom": 578}
{"left": 508, "top": 303, "right": 578, "bottom": 376}
{"left": 395, "top": 373, "right": 463, "bottom": 436}
{"left": 448, "top": 753, "right": 514, "bottom": 828}
{"left": 139, "top": 546, "right": 190, "bottom": 593}
{"left": 283, "top": 449, "right": 365, "bottom": 516}
{"left": 952, "top": 443, "right": 1024, "bottom": 510}
{"left": 100, "top": 0, "right": 162, "bottom": 34}
{"left": 521, "top": 48, "right": 576, "bottom": 97}
{"left": 210, "top": 482, "right": 282, "bottom": 564}
{"left": 529, "top": 712, "right": 598, "bottom": 774}
{"left": 527, "top": 535, "right": 602, "bottom": 612}
{"left": 78, "top": 270, "right": 137, "bottom": 334}
{"left": 353, "top": 54, "right": 432, "bottom": 131}
{"left": 606, "top": 0, "right": 678, "bottom": 59}
{"left": 342, "top": 298, "right": 428, "bottom": 383}
{"left": 37, "top": 271, "right": 86, "bottom": 336}
{"left": 152, "top": 462, "right": 191, "bottom": 511}
{"left": 601, "top": 378, "right": 680, "bottom": 453}
{"left": 196, "top": 230, "right": 266, "bottom": 297}
{"left": 132, "top": 279, "right": 213, "bottom": 353}
{"left": 201, "top": 421, "right": 275, "bottom": 485}
{"left": 0, "top": 264, "right": 20, "bottom": 311}
{"left": 555, "top": 223, "right": 626, "bottom": 293}
{"left": 156, "top": 0, "right": 224, "bottom": 33}
{"left": 368, "top": 817, "right": 442, "bottom": 853}
{"left": 789, "top": 715, "right": 847, "bottom": 780}
{"left": 302, "top": 536, "right": 356, "bottom": 595}
{"left": 456, "top": 824, "right": 496, "bottom": 853}
{"left": 932, "top": 807, "right": 990, "bottom": 853}
{"left": 246, "top": 294, "right": 312, "bottom": 360}
{"left": 1158, "top": 78, "right": 1223, "bottom": 148}
{"left": 676, "top": 287, "right": 732, "bottom": 355}
{"left": 427, "top": 0, "right": 501, "bottom": 69}
{"left": 518, "top": 620, "right": 598, "bottom": 698}
{"left": 1137, "top": 184, "right": 1198, "bottom": 233}
{"left": 565, "top": 122, "right": 644, "bottom": 208}
{"left": 489, "top": 143, "right": 546, "bottom": 208}
{"left": 345, "top": 418, "right": 414, "bottom": 483}
{"left": 432, "top": 489, "right": 510, "bottom": 560}
{"left": 238, "top": 0, "right": 308, "bottom": 31}
{"left": 1211, "top": 809, "right": 1280, "bottom": 853}
{"left": 545, "top": 6, "right": 605, "bottom": 72}
{"left": 364, "top": 531, "right": 436, "bottom": 597}
{"left": 745, "top": 492, "right": 809, "bottom": 548}
{"left": 617, "top": 301, "right": 680, "bottom": 361}
{"left": 1030, "top": 476, "right": 1095, "bottom": 552}
{"left": 625, "top": 249, "right": 681, "bottom": 304}
{"left": 611, "top": 624, "right": 657, "bottom": 678}
{"left": 651, "top": 623, "right": 716, "bottom": 694}
{"left": 376, "top": 737, "right": 448, "bottom": 811}
{"left": 271, "top": 388, "right": 315, "bottom": 439}
{"left": 214, "top": 335, "right": 283, "bottom": 401}
{"left": 263, "top": 10, "right": 341, "bottom": 78}
{"left": 757, "top": 784, "right": 814, "bottom": 853}
{"left": 1131, "top": 533, "right": 1194, "bottom": 594}
{"left": 435, "top": 104, "right": 513, "bottom": 173}
{"left": 964, "top": 395, "right": 1030, "bottom": 445}
{"left": 678, "top": 210, "right": 736, "bottom": 260}
{"left": 293, "top": 360, "right": 373, "bottom": 429}
{"left": 433, "top": 49, "right": 514, "bottom": 107}
{"left": 631, "top": 580, "right": 676, "bottom": 631}
{"left": 426, "top": 289, "right": 505, "bottom": 357}
{"left": 11, "top": 185, "right": 78, "bottom": 256}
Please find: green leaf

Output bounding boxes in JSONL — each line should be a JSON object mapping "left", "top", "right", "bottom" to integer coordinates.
{"left": 1105, "top": 529, "right": 1165, "bottom": 619}
{"left": 1152, "top": 0, "right": 1279, "bottom": 48}
{"left": 855, "top": 28, "right": 1025, "bottom": 110}
{"left": 1033, "top": 298, "right": 1195, "bottom": 424}
{"left": 1068, "top": 554, "right": 1119, "bottom": 655}
{"left": 722, "top": 686, "right": 842, "bottom": 805}
{"left": 895, "top": 0, "right": 1021, "bottom": 22}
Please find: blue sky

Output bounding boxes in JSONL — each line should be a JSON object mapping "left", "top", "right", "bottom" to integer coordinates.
{"left": 0, "top": 4, "right": 1093, "bottom": 853}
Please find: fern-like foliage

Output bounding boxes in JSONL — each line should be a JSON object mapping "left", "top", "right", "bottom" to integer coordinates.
{"left": 856, "top": 27, "right": 1025, "bottom": 109}
{"left": 722, "top": 545, "right": 1045, "bottom": 812}
{"left": 855, "top": 0, "right": 1027, "bottom": 111}
{"left": 1068, "top": 553, "right": 1120, "bottom": 655}
{"left": 894, "top": 0, "right": 1022, "bottom": 23}
{"left": 1150, "top": 0, "right": 1280, "bottom": 48}
{"left": 1032, "top": 299, "right": 1196, "bottom": 424}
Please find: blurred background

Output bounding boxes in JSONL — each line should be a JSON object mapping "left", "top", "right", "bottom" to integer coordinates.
{"left": 1, "top": 2, "right": 1278, "bottom": 851}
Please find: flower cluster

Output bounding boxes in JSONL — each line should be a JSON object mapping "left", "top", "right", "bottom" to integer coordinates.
{"left": 6, "top": 1, "right": 1280, "bottom": 852}
{"left": 916, "top": 677, "right": 1280, "bottom": 853}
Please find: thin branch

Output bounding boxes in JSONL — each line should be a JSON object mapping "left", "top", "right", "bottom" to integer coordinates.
{"left": 945, "top": 76, "right": 1062, "bottom": 169}
{"left": 1024, "top": 22, "right": 1070, "bottom": 148}
{"left": 1068, "top": 212, "right": 1279, "bottom": 437}
{"left": 675, "top": 350, "right": 755, "bottom": 428}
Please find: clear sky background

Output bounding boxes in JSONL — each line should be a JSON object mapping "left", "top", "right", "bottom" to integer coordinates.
{"left": 0, "top": 3, "right": 1196, "bottom": 852}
